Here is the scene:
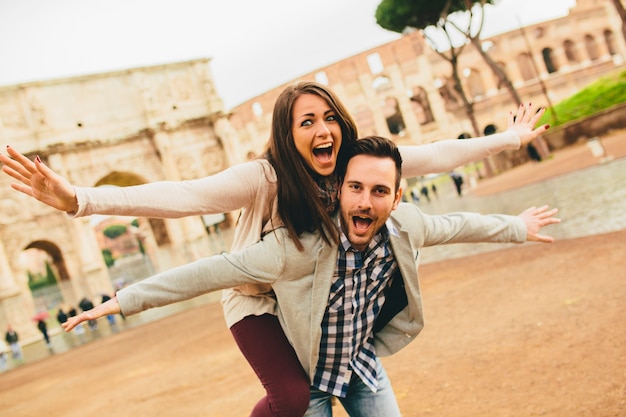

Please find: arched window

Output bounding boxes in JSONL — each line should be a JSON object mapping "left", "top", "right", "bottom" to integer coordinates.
{"left": 604, "top": 30, "right": 618, "bottom": 55}
{"left": 383, "top": 97, "right": 406, "bottom": 136}
{"left": 517, "top": 53, "right": 536, "bottom": 81}
{"left": 564, "top": 40, "right": 579, "bottom": 64}
{"left": 483, "top": 124, "right": 497, "bottom": 135}
{"left": 437, "top": 78, "right": 461, "bottom": 109}
{"left": 585, "top": 34, "right": 600, "bottom": 61}
{"left": 542, "top": 48, "right": 559, "bottom": 73}
{"left": 409, "top": 86, "right": 434, "bottom": 125}
{"left": 464, "top": 68, "right": 485, "bottom": 98}
{"left": 494, "top": 62, "right": 508, "bottom": 90}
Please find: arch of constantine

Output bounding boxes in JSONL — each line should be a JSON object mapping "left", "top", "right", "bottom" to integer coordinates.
{"left": 1, "top": 0, "right": 625, "bottom": 342}
{"left": 0, "top": 59, "right": 250, "bottom": 341}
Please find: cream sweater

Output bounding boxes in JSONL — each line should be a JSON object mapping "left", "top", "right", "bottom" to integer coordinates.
{"left": 72, "top": 131, "right": 520, "bottom": 327}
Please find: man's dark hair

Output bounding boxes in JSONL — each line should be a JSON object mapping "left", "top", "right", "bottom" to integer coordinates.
{"left": 339, "top": 135, "right": 403, "bottom": 191}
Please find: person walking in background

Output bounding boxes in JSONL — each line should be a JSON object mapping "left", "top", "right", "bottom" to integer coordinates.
{"left": 431, "top": 183, "right": 438, "bottom": 198}
{"left": 527, "top": 143, "right": 542, "bottom": 162}
{"left": 37, "top": 319, "right": 51, "bottom": 347}
{"left": 0, "top": 337, "right": 9, "bottom": 371}
{"left": 450, "top": 171, "right": 464, "bottom": 197}
{"left": 420, "top": 184, "right": 430, "bottom": 202}
{"left": 68, "top": 306, "right": 86, "bottom": 341}
{"left": 79, "top": 297, "right": 98, "bottom": 330}
{"left": 56, "top": 308, "right": 68, "bottom": 325}
{"left": 101, "top": 294, "right": 117, "bottom": 326}
{"left": 5, "top": 325, "right": 22, "bottom": 363}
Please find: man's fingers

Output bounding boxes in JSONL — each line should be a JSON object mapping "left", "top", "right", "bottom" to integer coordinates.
{"left": 534, "top": 234, "right": 555, "bottom": 243}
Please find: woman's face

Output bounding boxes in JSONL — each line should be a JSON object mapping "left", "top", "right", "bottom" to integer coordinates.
{"left": 291, "top": 93, "right": 343, "bottom": 176}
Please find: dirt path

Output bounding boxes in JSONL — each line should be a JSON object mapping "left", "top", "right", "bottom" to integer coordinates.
{"left": 1, "top": 132, "right": 625, "bottom": 417}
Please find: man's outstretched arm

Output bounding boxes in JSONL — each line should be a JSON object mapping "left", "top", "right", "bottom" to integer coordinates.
{"left": 518, "top": 205, "right": 561, "bottom": 243}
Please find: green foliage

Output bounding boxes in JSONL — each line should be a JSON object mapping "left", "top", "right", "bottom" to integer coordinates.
{"left": 131, "top": 218, "right": 139, "bottom": 228}
{"left": 103, "top": 224, "right": 128, "bottom": 239}
{"left": 45, "top": 261, "right": 57, "bottom": 284}
{"left": 27, "top": 260, "right": 57, "bottom": 291}
{"left": 539, "top": 70, "right": 626, "bottom": 127}
{"left": 102, "top": 248, "right": 115, "bottom": 267}
{"left": 27, "top": 270, "right": 37, "bottom": 285}
{"left": 376, "top": 0, "right": 494, "bottom": 32}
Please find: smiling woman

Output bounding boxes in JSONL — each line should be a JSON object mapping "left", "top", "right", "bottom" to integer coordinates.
{"left": 292, "top": 94, "right": 343, "bottom": 177}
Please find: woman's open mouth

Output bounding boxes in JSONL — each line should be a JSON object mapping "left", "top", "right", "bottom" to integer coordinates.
{"left": 313, "top": 143, "right": 333, "bottom": 163}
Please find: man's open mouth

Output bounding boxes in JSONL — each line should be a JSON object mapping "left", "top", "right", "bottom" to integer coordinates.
{"left": 352, "top": 216, "right": 373, "bottom": 231}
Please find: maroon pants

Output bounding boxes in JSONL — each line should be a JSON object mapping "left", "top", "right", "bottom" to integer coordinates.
{"left": 230, "top": 313, "right": 311, "bottom": 417}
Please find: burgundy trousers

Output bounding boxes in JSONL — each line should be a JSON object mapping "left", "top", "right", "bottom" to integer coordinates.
{"left": 230, "top": 313, "right": 311, "bottom": 417}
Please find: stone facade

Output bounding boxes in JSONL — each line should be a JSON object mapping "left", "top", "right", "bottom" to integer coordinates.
{"left": 229, "top": 0, "right": 626, "bottom": 171}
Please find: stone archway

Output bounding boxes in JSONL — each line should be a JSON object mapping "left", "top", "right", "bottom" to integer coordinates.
{"left": 22, "top": 241, "right": 72, "bottom": 314}
{"left": 0, "top": 57, "right": 240, "bottom": 342}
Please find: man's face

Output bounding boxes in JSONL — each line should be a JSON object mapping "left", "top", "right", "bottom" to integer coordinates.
{"left": 338, "top": 154, "right": 402, "bottom": 252}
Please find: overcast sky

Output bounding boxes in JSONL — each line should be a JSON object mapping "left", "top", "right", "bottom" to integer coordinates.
{"left": 0, "top": 0, "right": 576, "bottom": 109}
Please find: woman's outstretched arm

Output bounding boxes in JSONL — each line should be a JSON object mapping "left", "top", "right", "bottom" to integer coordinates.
{"left": 399, "top": 102, "right": 549, "bottom": 178}
{"left": 62, "top": 297, "right": 121, "bottom": 332}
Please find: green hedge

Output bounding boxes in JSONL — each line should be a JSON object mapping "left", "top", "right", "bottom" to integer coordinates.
{"left": 539, "top": 70, "right": 626, "bottom": 128}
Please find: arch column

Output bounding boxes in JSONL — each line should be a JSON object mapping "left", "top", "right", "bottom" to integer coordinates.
{"left": 0, "top": 239, "right": 19, "bottom": 298}
{"left": 214, "top": 115, "right": 247, "bottom": 166}
{"left": 0, "top": 240, "right": 37, "bottom": 341}
{"left": 68, "top": 217, "right": 114, "bottom": 302}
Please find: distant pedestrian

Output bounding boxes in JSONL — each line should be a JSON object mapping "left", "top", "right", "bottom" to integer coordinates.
{"left": 37, "top": 319, "right": 51, "bottom": 346}
{"left": 527, "top": 143, "right": 542, "bottom": 162}
{"left": 5, "top": 325, "right": 23, "bottom": 362}
{"left": 68, "top": 307, "right": 86, "bottom": 339}
{"left": 0, "top": 338, "right": 9, "bottom": 371}
{"left": 79, "top": 297, "right": 98, "bottom": 330}
{"left": 420, "top": 185, "right": 430, "bottom": 202}
{"left": 101, "top": 294, "right": 117, "bottom": 326}
{"left": 56, "top": 308, "right": 68, "bottom": 325}
{"left": 431, "top": 183, "right": 438, "bottom": 198}
{"left": 450, "top": 172, "right": 464, "bottom": 197}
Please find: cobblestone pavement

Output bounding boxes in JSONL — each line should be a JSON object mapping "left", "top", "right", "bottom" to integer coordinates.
{"left": 418, "top": 129, "right": 626, "bottom": 263}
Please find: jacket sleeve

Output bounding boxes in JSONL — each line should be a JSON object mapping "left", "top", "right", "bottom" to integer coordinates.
{"left": 399, "top": 130, "right": 519, "bottom": 178}
{"left": 117, "top": 229, "right": 289, "bottom": 316}
{"left": 71, "top": 160, "right": 274, "bottom": 218}
{"left": 418, "top": 209, "right": 527, "bottom": 246}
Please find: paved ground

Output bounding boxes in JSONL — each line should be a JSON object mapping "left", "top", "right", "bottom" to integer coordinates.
{"left": 472, "top": 129, "right": 626, "bottom": 196}
{"left": 1, "top": 130, "right": 624, "bottom": 417}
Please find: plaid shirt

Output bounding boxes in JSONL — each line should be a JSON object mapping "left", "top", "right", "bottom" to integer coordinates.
{"left": 312, "top": 220, "right": 398, "bottom": 397}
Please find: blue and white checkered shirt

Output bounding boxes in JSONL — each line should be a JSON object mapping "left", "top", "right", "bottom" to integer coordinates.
{"left": 312, "top": 221, "right": 398, "bottom": 397}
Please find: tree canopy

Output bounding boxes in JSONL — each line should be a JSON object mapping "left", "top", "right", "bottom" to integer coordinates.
{"left": 376, "top": 0, "right": 495, "bottom": 33}
{"left": 103, "top": 224, "right": 128, "bottom": 239}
